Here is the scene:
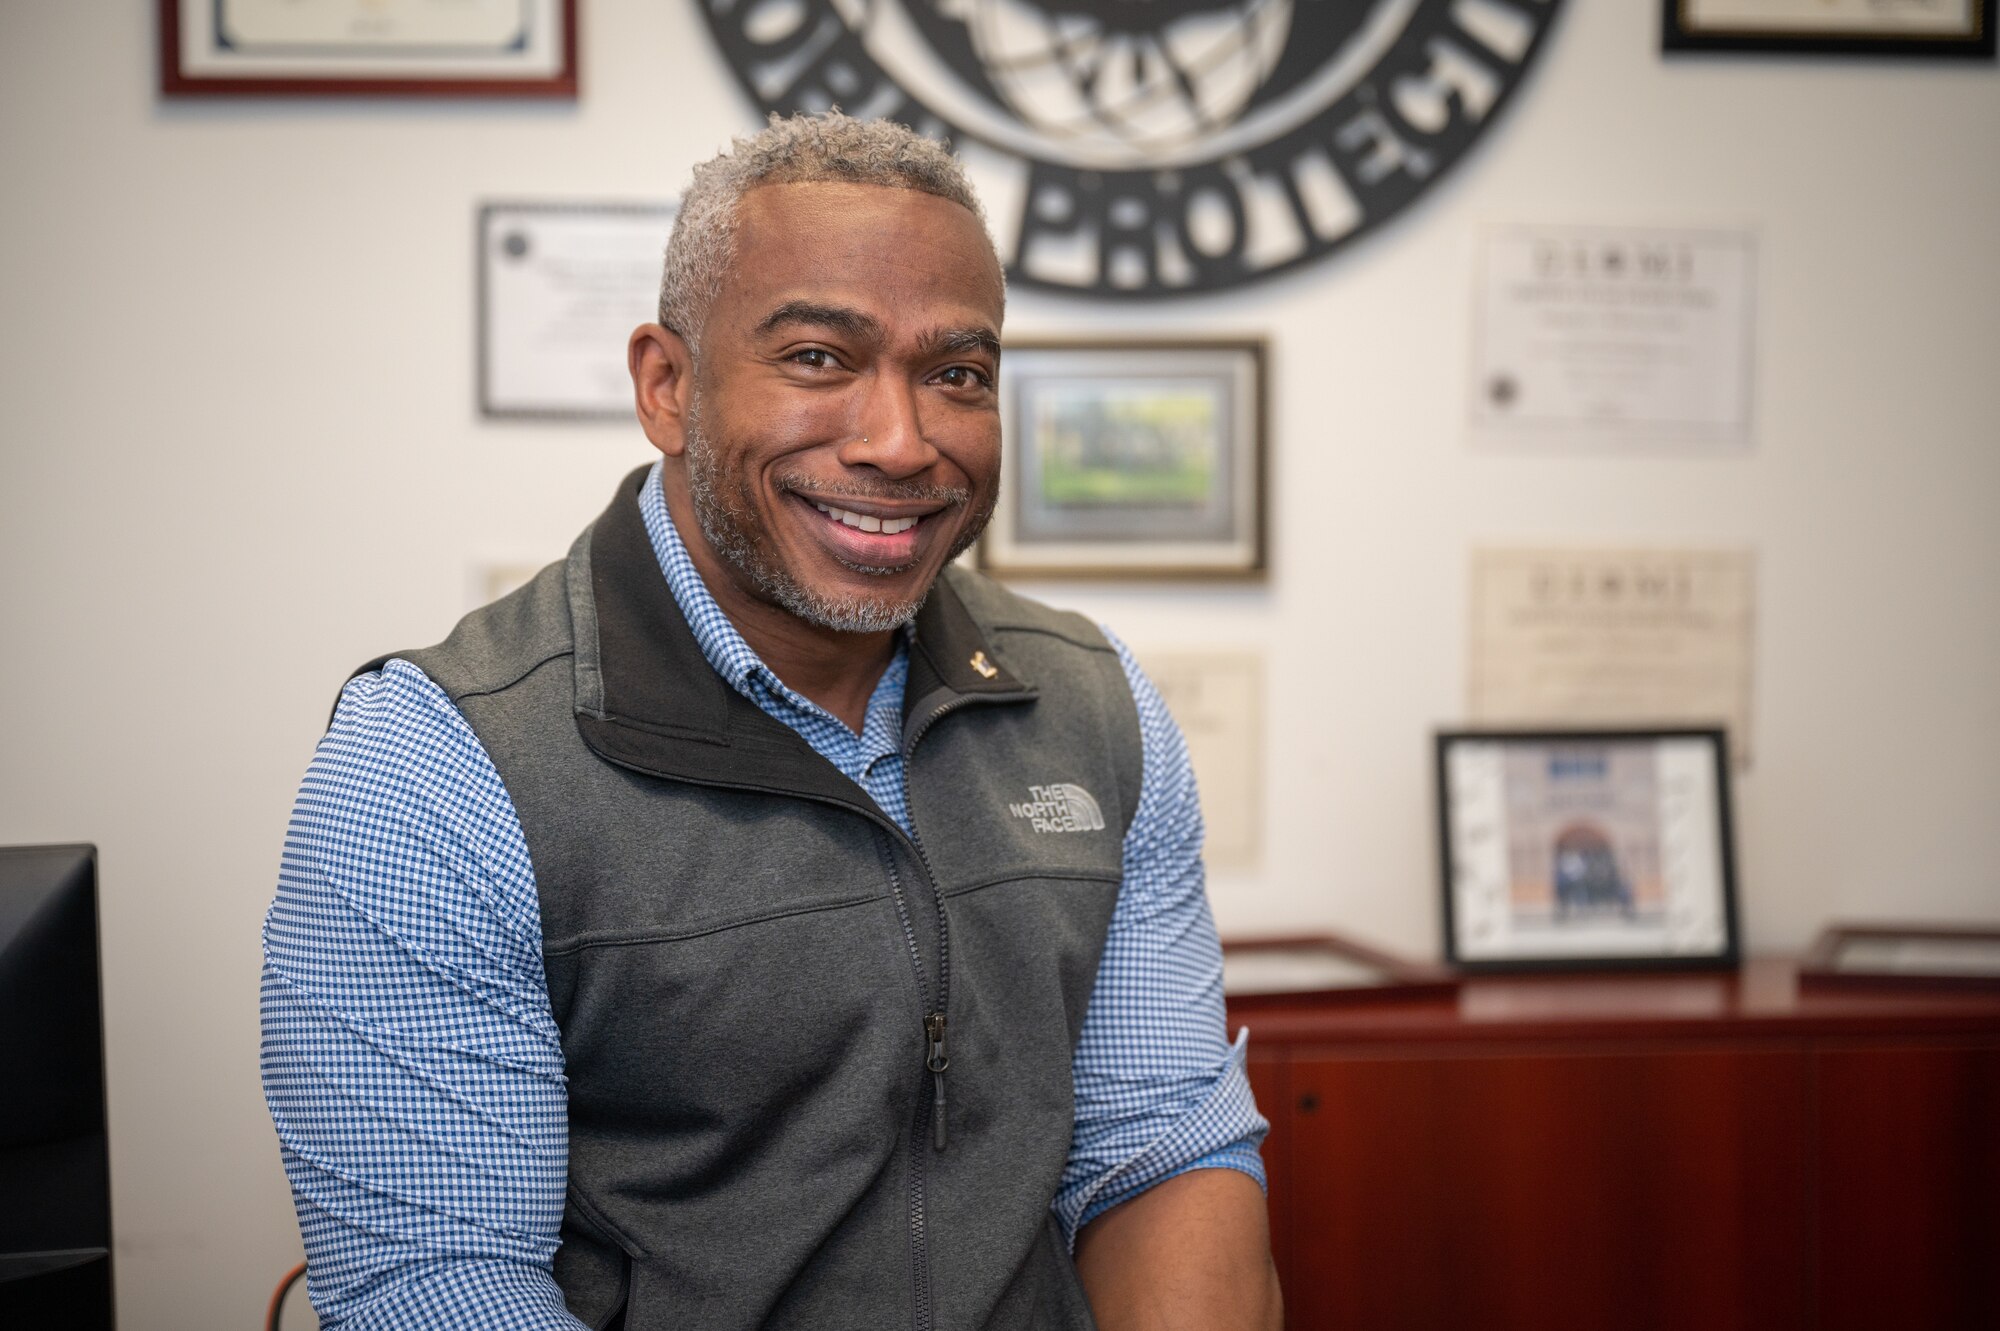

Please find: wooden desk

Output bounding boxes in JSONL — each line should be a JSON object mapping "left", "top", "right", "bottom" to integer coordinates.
{"left": 1229, "top": 959, "right": 2000, "bottom": 1331}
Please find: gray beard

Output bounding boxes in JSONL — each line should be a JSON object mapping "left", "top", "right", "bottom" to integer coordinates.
{"left": 681, "top": 398, "right": 992, "bottom": 634}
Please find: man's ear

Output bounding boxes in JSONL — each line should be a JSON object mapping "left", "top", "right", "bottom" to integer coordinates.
{"left": 630, "top": 323, "right": 695, "bottom": 458}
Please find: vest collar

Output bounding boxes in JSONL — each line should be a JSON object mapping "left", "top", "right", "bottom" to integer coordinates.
{"left": 570, "top": 466, "right": 1033, "bottom": 793}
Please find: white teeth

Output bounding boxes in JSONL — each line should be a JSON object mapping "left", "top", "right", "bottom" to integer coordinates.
{"left": 812, "top": 501, "right": 921, "bottom": 536}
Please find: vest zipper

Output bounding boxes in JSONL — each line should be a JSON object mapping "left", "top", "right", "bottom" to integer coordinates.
{"left": 891, "top": 694, "right": 980, "bottom": 1331}
{"left": 902, "top": 696, "right": 969, "bottom": 1154}
{"left": 877, "top": 839, "right": 944, "bottom": 1331}
{"left": 925, "top": 1012, "right": 949, "bottom": 1151}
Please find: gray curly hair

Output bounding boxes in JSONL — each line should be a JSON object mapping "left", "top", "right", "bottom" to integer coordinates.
{"left": 658, "top": 112, "right": 999, "bottom": 356}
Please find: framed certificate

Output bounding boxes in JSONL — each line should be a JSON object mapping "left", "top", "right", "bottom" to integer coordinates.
{"left": 1664, "top": 0, "right": 1995, "bottom": 57}
{"left": 1471, "top": 226, "right": 1758, "bottom": 451}
{"left": 479, "top": 201, "right": 677, "bottom": 419}
{"left": 161, "top": 0, "right": 579, "bottom": 96}
{"left": 1437, "top": 729, "right": 1741, "bottom": 974}
{"left": 1467, "top": 547, "right": 1758, "bottom": 766}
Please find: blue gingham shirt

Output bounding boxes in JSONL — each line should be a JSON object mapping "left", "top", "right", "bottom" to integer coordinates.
{"left": 262, "top": 463, "right": 1267, "bottom": 1329}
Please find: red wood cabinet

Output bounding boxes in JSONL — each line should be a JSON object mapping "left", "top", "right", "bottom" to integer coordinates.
{"left": 1229, "top": 961, "right": 2000, "bottom": 1331}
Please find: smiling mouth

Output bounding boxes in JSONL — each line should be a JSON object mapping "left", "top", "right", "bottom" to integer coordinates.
{"left": 809, "top": 500, "right": 923, "bottom": 535}
{"left": 790, "top": 491, "right": 953, "bottom": 575}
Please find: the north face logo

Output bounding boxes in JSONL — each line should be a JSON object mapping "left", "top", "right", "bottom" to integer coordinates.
{"left": 1008, "top": 784, "right": 1105, "bottom": 835}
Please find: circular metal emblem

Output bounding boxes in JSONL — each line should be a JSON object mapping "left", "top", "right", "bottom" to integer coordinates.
{"left": 698, "top": 0, "right": 1565, "bottom": 298}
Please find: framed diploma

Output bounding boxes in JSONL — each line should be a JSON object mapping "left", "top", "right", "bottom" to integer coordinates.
{"left": 1468, "top": 547, "right": 1758, "bottom": 767}
{"left": 1664, "top": 0, "right": 1995, "bottom": 57}
{"left": 479, "top": 201, "right": 677, "bottom": 419}
{"left": 1437, "top": 729, "right": 1741, "bottom": 974}
{"left": 1472, "top": 226, "right": 1757, "bottom": 451}
{"left": 161, "top": 0, "right": 579, "bottom": 97}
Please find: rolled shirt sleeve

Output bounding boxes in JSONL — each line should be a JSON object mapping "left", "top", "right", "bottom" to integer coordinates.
{"left": 260, "top": 660, "right": 584, "bottom": 1330}
{"left": 1052, "top": 631, "right": 1271, "bottom": 1244}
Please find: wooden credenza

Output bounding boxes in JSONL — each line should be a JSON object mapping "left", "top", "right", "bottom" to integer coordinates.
{"left": 1228, "top": 960, "right": 2000, "bottom": 1331}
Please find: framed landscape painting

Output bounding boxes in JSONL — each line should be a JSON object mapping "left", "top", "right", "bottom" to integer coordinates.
{"left": 980, "top": 340, "right": 1266, "bottom": 580}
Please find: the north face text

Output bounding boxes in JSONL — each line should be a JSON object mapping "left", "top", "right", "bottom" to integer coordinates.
{"left": 1008, "top": 784, "right": 1105, "bottom": 834}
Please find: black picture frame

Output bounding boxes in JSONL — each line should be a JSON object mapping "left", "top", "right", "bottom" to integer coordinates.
{"left": 1436, "top": 728, "right": 1742, "bottom": 974}
{"left": 1662, "top": 0, "right": 1996, "bottom": 58}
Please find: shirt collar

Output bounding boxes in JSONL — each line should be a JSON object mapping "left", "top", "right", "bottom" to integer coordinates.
{"left": 635, "top": 460, "right": 908, "bottom": 715}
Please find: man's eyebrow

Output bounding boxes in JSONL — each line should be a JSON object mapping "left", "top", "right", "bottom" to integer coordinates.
{"left": 919, "top": 327, "right": 1002, "bottom": 359}
{"left": 751, "top": 300, "right": 883, "bottom": 341}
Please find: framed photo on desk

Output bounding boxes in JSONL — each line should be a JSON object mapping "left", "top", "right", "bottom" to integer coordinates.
{"left": 161, "top": 0, "right": 580, "bottom": 97}
{"left": 1800, "top": 922, "right": 2000, "bottom": 992}
{"left": 1222, "top": 934, "right": 1459, "bottom": 1008}
{"left": 1437, "top": 729, "right": 1741, "bottom": 973}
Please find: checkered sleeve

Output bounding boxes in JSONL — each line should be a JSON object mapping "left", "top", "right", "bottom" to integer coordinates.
{"left": 1051, "top": 631, "right": 1270, "bottom": 1246}
{"left": 260, "top": 660, "right": 584, "bottom": 1330}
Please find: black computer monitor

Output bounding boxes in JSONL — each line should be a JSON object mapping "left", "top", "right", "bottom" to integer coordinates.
{"left": 0, "top": 844, "right": 114, "bottom": 1329}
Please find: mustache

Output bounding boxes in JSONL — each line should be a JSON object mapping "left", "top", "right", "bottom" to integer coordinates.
{"left": 775, "top": 474, "right": 970, "bottom": 506}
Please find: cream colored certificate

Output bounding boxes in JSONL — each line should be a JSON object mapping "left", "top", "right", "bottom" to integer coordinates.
{"left": 1472, "top": 226, "right": 1757, "bottom": 450}
{"left": 480, "top": 202, "right": 678, "bottom": 418}
{"left": 1468, "top": 548, "right": 1757, "bottom": 765}
{"left": 1680, "top": 0, "right": 1978, "bottom": 36}
{"left": 1138, "top": 652, "right": 1264, "bottom": 873}
{"left": 218, "top": 0, "right": 529, "bottom": 48}
{"left": 177, "top": 0, "right": 570, "bottom": 81}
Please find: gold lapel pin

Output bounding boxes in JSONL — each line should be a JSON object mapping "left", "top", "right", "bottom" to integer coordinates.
{"left": 968, "top": 650, "right": 998, "bottom": 679}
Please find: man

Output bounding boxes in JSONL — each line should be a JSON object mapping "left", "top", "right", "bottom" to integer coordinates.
{"left": 263, "top": 112, "right": 1281, "bottom": 1331}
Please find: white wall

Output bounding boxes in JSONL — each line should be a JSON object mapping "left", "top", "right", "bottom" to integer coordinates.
{"left": 1, "top": 3, "right": 1995, "bottom": 1326}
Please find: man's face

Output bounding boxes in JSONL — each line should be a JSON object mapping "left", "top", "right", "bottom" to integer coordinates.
{"left": 678, "top": 181, "right": 1005, "bottom": 634}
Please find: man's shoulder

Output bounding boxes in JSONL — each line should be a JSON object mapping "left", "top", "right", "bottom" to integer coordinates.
{"left": 940, "top": 565, "right": 1117, "bottom": 659}
{"left": 368, "top": 557, "right": 576, "bottom": 706}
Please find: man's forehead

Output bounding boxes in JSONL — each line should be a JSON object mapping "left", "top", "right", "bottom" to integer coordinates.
{"left": 733, "top": 181, "right": 996, "bottom": 262}
{"left": 721, "top": 183, "right": 1005, "bottom": 332}
{"left": 737, "top": 177, "right": 970, "bottom": 220}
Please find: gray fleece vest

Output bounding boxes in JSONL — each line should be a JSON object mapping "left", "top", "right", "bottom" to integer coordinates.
{"left": 369, "top": 467, "right": 1143, "bottom": 1331}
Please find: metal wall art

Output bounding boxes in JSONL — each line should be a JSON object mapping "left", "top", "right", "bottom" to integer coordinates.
{"left": 699, "top": 1, "right": 1567, "bottom": 297}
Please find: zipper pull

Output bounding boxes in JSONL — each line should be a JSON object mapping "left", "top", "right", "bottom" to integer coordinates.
{"left": 925, "top": 1012, "right": 949, "bottom": 1152}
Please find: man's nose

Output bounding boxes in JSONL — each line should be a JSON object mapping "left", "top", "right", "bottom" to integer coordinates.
{"left": 838, "top": 375, "right": 940, "bottom": 478}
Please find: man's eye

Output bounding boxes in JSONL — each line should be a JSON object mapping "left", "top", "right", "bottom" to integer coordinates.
{"left": 791, "top": 348, "right": 835, "bottom": 369}
{"left": 937, "top": 366, "right": 991, "bottom": 390}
